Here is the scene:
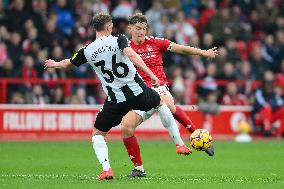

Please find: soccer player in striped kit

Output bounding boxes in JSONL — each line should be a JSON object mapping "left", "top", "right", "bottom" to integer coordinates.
{"left": 44, "top": 13, "right": 191, "bottom": 180}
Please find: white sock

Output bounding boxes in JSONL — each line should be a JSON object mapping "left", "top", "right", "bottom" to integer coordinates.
{"left": 92, "top": 135, "right": 111, "bottom": 171}
{"left": 158, "top": 104, "right": 184, "bottom": 145}
{"left": 135, "top": 165, "right": 144, "bottom": 172}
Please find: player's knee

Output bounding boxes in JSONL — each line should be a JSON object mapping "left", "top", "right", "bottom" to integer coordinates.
{"left": 168, "top": 104, "right": 176, "bottom": 113}
{"left": 92, "top": 128, "right": 106, "bottom": 136}
{"left": 165, "top": 100, "right": 176, "bottom": 113}
{"left": 160, "top": 95, "right": 176, "bottom": 113}
{"left": 121, "top": 125, "right": 135, "bottom": 137}
{"left": 121, "top": 122, "right": 135, "bottom": 137}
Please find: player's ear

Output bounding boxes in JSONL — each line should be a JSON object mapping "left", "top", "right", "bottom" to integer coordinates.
{"left": 106, "top": 22, "right": 113, "bottom": 32}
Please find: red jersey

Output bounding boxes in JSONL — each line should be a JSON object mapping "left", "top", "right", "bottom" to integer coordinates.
{"left": 130, "top": 36, "right": 171, "bottom": 87}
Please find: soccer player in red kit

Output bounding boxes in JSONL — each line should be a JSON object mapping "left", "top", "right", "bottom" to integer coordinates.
{"left": 121, "top": 13, "right": 218, "bottom": 177}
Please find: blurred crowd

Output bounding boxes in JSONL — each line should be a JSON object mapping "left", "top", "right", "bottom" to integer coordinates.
{"left": 0, "top": 0, "right": 283, "bottom": 107}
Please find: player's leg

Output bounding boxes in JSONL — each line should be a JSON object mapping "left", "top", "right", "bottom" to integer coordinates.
{"left": 121, "top": 111, "right": 146, "bottom": 177}
{"left": 121, "top": 87, "right": 160, "bottom": 177}
{"left": 137, "top": 87, "right": 192, "bottom": 154}
{"left": 92, "top": 128, "right": 113, "bottom": 180}
{"left": 92, "top": 101, "right": 129, "bottom": 180}
{"left": 160, "top": 94, "right": 196, "bottom": 133}
{"left": 160, "top": 92, "right": 214, "bottom": 156}
{"left": 174, "top": 105, "right": 197, "bottom": 133}
{"left": 157, "top": 102, "right": 186, "bottom": 145}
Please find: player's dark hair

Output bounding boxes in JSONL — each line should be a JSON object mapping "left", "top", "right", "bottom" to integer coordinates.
{"left": 92, "top": 13, "right": 112, "bottom": 31}
{"left": 128, "top": 13, "right": 148, "bottom": 25}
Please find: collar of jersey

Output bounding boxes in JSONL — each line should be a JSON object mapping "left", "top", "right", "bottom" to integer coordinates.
{"left": 96, "top": 35, "right": 110, "bottom": 40}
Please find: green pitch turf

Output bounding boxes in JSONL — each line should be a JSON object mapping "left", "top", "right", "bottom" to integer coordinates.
{"left": 0, "top": 140, "right": 284, "bottom": 189}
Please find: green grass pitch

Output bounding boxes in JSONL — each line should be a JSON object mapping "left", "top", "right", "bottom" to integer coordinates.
{"left": 0, "top": 140, "right": 284, "bottom": 189}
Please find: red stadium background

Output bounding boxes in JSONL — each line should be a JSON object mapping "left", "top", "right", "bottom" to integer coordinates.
{"left": 0, "top": 104, "right": 251, "bottom": 140}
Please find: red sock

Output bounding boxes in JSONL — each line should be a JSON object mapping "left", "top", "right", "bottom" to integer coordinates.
{"left": 173, "top": 105, "right": 196, "bottom": 133}
{"left": 123, "top": 136, "right": 142, "bottom": 166}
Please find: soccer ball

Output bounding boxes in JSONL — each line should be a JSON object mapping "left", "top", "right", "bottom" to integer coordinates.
{"left": 190, "top": 129, "right": 212, "bottom": 151}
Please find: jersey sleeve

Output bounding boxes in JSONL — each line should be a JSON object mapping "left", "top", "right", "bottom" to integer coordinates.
{"left": 117, "top": 35, "right": 130, "bottom": 51}
{"left": 154, "top": 37, "right": 172, "bottom": 52}
{"left": 70, "top": 47, "right": 87, "bottom": 67}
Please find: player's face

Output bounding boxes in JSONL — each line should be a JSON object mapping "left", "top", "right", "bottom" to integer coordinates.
{"left": 128, "top": 22, "right": 147, "bottom": 43}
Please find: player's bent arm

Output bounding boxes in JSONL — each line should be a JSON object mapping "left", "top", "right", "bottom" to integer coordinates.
{"left": 44, "top": 59, "right": 73, "bottom": 69}
{"left": 123, "top": 47, "right": 157, "bottom": 80}
{"left": 169, "top": 43, "right": 218, "bottom": 59}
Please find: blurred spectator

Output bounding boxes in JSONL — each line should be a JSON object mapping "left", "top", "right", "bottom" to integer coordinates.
{"left": 173, "top": 10, "right": 196, "bottom": 45}
{"left": 224, "top": 38, "right": 241, "bottom": 62}
{"left": 280, "top": 59, "right": 284, "bottom": 74}
{"left": 51, "top": 0, "right": 75, "bottom": 36}
{"left": 0, "top": 0, "right": 6, "bottom": 25}
{"left": 91, "top": 0, "right": 109, "bottom": 14}
{"left": 162, "top": 0, "right": 180, "bottom": 13}
{"left": 275, "top": 30, "right": 284, "bottom": 63}
{"left": 0, "top": 25, "right": 10, "bottom": 42}
{"left": 171, "top": 66, "right": 185, "bottom": 104}
{"left": 221, "top": 82, "right": 249, "bottom": 105}
{"left": 198, "top": 63, "right": 218, "bottom": 101}
{"left": 191, "top": 56, "right": 205, "bottom": 79}
{"left": 153, "top": 13, "right": 174, "bottom": 38}
{"left": 111, "top": 0, "right": 133, "bottom": 19}
{"left": 261, "top": 34, "right": 278, "bottom": 71}
{"left": 198, "top": 90, "right": 220, "bottom": 132}
{"left": 198, "top": 90, "right": 220, "bottom": 115}
{"left": 145, "top": 0, "right": 165, "bottom": 28}
{"left": 204, "top": 7, "right": 240, "bottom": 45}
{"left": 5, "top": 0, "right": 27, "bottom": 32}
{"left": 75, "top": 13, "right": 92, "bottom": 40}
{"left": 68, "top": 87, "right": 95, "bottom": 104}
{"left": 236, "top": 61, "right": 256, "bottom": 96}
{"left": 32, "top": 0, "right": 48, "bottom": 23}
{"left": 0, "top": 42, "right": 8, "bottom": 65}
{"left": 49, "top": 45, "right": 68, "bottom": 78}
{"left": 17, "top": 54, "right": 38, "bottom": 93}
{"left": 201, "top": 33, "right": 214, "bottom": 50}
{"left": 18, "top": 55, "right": 38, "bottom": 79}
{"left": 9, "top": 91, "right": 25, "bottom": 104}
{"left": 7, "top": 32, "right": 23, "bottom": 68}
{"left": 217, "top": 62, "right": 237, "bottom": 81}
{"left": 199, "top": 0, "right": 217, "bottom": 32}
{"left": 42, "top": 67, "right": 61, "bottom": 91}
{"left": 252, "top": 71, "right": 284, "bottom": 137}
{"left": 26, "top": 84, "right": 49, "bottom": 104}
{"left": 22, "top": 25, "right": 40, "bottom": 54}
{"left": 214, "top": 47, "right": 228, "bottom": 67}
{"left": 50, "top": 87, "right": 65, "bottom": 104}
{"left": 249, "top": 46, "right": 270, "bottom": 80}
{"left": 0, "top": 59, "right": 15, "bottom": 78}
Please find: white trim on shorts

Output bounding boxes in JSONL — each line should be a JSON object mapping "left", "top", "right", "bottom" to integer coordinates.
{"left": 134, "top": 85, "right": 173, "bottom": 121}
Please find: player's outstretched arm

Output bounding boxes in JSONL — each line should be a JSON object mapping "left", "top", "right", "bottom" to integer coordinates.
{"left": 123, "top": 47, "right": 160, "bottom": 87}
{"left": 44, "top": 59, "right": 73, "bottom": 69}
{"left": 169, "top": 43, "right": 218, "bottom": 59}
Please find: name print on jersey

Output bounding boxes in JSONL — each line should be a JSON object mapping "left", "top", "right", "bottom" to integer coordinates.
{"left": 91, "top": 45, "right": 119, "bottom": 61}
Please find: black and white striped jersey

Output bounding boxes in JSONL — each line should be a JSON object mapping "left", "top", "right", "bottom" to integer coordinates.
{"left": 70, "top": 35, "right": 146, "bottom": 103}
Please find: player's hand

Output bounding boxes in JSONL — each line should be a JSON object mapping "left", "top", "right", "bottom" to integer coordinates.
{"left": 205, "top": 47, "right": 218, "bottom": 59}
{"left": 44, "top": 59, "right": 57, "bottom": 69}
{"left": 150, "top": 75, "right": 160, "bottom": 88}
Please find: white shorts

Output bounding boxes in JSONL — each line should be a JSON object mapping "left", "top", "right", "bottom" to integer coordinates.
{"left": 134, "top": 85, "right": 173, "bottom": 121}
